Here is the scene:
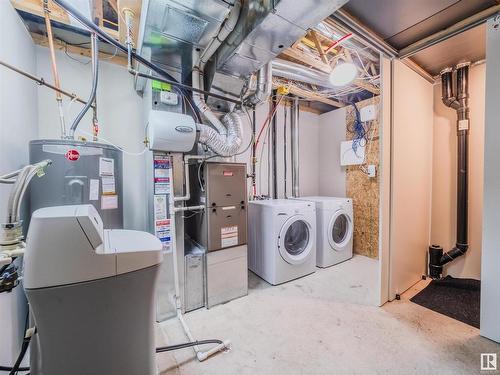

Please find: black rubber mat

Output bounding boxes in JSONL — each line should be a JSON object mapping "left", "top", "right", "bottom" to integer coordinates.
{"left": 410, "top": 276, "right": 480, "bottom": 328}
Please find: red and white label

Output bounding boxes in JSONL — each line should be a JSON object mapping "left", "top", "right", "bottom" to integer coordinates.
{"left": 223, "top": 171, "right": 233, "bottom": 177}
{"left": 65, "top": 149, "right": 80, "bottom": 161}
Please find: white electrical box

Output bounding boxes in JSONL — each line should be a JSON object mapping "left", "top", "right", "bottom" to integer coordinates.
{"left": 360, "top": 104, "right": 377, "bottom": 122}
{"left": 340, "top": 140, "right": 365, "bottom": 166}
{"left": 148, "top": 111, "right": 196, "bottom": 152}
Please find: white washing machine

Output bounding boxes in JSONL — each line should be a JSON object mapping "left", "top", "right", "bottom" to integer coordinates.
{"left": 248, "top": 199, "right": 316, "bottom": 285}
{"left": 293, "top": 196, "right": 353, "bottom": 267}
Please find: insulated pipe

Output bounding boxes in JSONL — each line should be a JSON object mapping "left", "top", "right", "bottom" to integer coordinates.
{"left": 430, "top": 63, "right": 470, "bottom": 278}
{"left": 43, "top": 0, "right": 66, "bottom": 138}
{"left": 272, "top": 59, "right": 333, "bottom": 88}
{"left": 69, "top": 33, "right": 99, "bottom": 138}
{"left": 290, "top": 96, "right": 300, "bottom": 197}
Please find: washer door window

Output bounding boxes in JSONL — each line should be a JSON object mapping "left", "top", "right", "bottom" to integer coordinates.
{"left": 328, "top": 210, "right": 353, "bottom": 251}
{"left": 278, "top": 216, "right": 313, "bottom": 265}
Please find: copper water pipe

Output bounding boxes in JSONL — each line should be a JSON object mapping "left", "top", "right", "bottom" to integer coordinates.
{"left": 43, "top": 0, "right": 67, "bottom": 137}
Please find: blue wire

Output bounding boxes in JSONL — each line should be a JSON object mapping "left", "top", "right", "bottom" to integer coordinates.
{"left": 351, "top": 102, "right": 367, "bottom": 157}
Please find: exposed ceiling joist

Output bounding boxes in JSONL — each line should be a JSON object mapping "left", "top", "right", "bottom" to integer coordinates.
{"left": 309, "top": 30, "right": 329, "bottom": 64}
{"left": 30, "top": 32, "right": 127, "bottom": 66}
{"left": 10, "top": 0, "right": 119, "bottom": 39}
{"left": 280, "top": 45, "right": 380, "bottom": 95}
{"left": 272, "top": 81, "right": 345, "bottom": 108}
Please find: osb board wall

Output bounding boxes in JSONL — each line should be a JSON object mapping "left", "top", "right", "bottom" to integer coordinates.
{"left": 346, "top": 96, "right": 380, "bottom": 259}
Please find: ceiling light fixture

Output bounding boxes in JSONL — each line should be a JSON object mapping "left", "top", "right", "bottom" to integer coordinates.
{"left": 329, "top": 62, "right": 358, "bottom": 86}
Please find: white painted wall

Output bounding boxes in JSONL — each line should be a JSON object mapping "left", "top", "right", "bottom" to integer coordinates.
{"left": 317, "top": 107, "right": 347, "bottom": 197}
{"left": 431, "top": 64, "right": 485, "bottom": 280}
{"left": 35, "top": 47, "right": 147, "bottom": 231}
{"left": 481, "top": 17, "right": 500, "bottom": 344}
{"left": 0, "top": 1, "right": 38, "bottom": 366}
{"left": 379, "top": 56, "right": 392, "bottom": 306}
{"left": 236, "top": 103, "right": 320, "bottom": 198}
{"left": 389, "top": 60, "right": 434, "bottom": 299}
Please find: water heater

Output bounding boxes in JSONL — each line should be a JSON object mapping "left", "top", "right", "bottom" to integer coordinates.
{"left": 29, "top": 139, "right": 123, "bottom": 229}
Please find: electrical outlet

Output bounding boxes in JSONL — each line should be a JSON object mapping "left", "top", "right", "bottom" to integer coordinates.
{"left": 367, "top": 164, "right": 376, "bottom": 178}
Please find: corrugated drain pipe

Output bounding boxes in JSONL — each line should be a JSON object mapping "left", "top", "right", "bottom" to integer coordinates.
{"left": 429, "top": 62, "right": 470, "bottom": 279}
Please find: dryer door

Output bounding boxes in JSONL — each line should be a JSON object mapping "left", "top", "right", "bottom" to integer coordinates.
{"left": 278, "top": 215, "right": 313, "bottom": 265}
{"left": 327, "top": 209, "right": 353, "bottom": 252}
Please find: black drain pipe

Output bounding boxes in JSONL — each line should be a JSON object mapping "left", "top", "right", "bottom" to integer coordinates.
{"left": 429, "top": 63, "right": 470, "bottom": 279}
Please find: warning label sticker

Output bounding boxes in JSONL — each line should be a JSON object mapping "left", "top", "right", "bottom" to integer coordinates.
{"left": 221, "top": 226, "right": 238, "bottom": 248}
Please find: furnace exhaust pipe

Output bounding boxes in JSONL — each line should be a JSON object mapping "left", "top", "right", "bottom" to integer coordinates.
{"left": 429, "top": 62, "right": 470, "bottom": 279}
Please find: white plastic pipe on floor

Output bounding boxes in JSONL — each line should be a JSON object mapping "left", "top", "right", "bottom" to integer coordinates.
{"left": 169, "top": 156, "right": 230, "bottom": 361}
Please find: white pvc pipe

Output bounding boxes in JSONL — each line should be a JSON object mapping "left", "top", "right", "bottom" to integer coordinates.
{"left": 169, "top": 157, "right": 230, "bottom": 361}
{"left": 173, "top": 155, "right": 206, "bottom": 202}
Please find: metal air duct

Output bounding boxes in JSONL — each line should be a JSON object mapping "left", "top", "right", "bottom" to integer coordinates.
{"left": 215, "top": 0, "right": 348, "bottom": 78}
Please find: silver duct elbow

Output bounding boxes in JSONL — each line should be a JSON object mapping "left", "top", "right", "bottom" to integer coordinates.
{"left": 198, "top": 111, "right": 243, "bottom": 157}
{"left": 245, "top": 63, "right": 272, "bottom": 106}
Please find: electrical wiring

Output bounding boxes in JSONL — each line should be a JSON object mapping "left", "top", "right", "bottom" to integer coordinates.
{"left": 255, "top": 97, "right": 284, "bottom": 196}
{"left": 348, "top": 102, "right": 369, "bottom": 156}
{"left": 254, "top": 94, "right": 285, "bottom": 148}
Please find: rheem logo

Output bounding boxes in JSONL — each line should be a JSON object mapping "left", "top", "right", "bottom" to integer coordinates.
{"left": 65, "top": 149, "right": 80, "bottom": 161}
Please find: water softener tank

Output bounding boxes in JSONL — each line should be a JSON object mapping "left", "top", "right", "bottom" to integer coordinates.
{"left": 29, "top": 139, "right": 123, "bottom": 228}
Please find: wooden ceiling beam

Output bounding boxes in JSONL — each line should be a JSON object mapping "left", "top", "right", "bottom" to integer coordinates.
{"left": 272, "top": 81, "right": 345, "bottom": 108}
{"left": 30, "top": 32, "right": 127, "bottom": 67}
{"left": 10, "top": 0, "right": 119, "bottom": 39}
{"left": 280, "top": 45, "right": 380, "bottom": 95}
{"left": 309, "top": 30, "right": 329, "bottom": 64}
{"left": 280, "top": 48, "right": 332, "bottom": 74}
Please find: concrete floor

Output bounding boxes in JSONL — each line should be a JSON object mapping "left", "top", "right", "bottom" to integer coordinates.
{"left": 156, "top": 255, "right": 500, "bottom": 375}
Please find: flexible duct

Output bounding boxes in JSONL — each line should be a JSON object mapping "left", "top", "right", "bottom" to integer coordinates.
{"left": 429, "top": 63, "right": 470, "bottom": 278}
{"left": 272, "top": 59, "right": 333, "bottom": 89}
{"left": 192, "top": 1, "right": 241, "bottom": 137}
{"left": 197, "top": 111, "right": 243, "bottom": 157}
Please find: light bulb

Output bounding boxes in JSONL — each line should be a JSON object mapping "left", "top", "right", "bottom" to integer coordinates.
{"left": 329, "top": 62, "right": 358, "bottom": 86}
